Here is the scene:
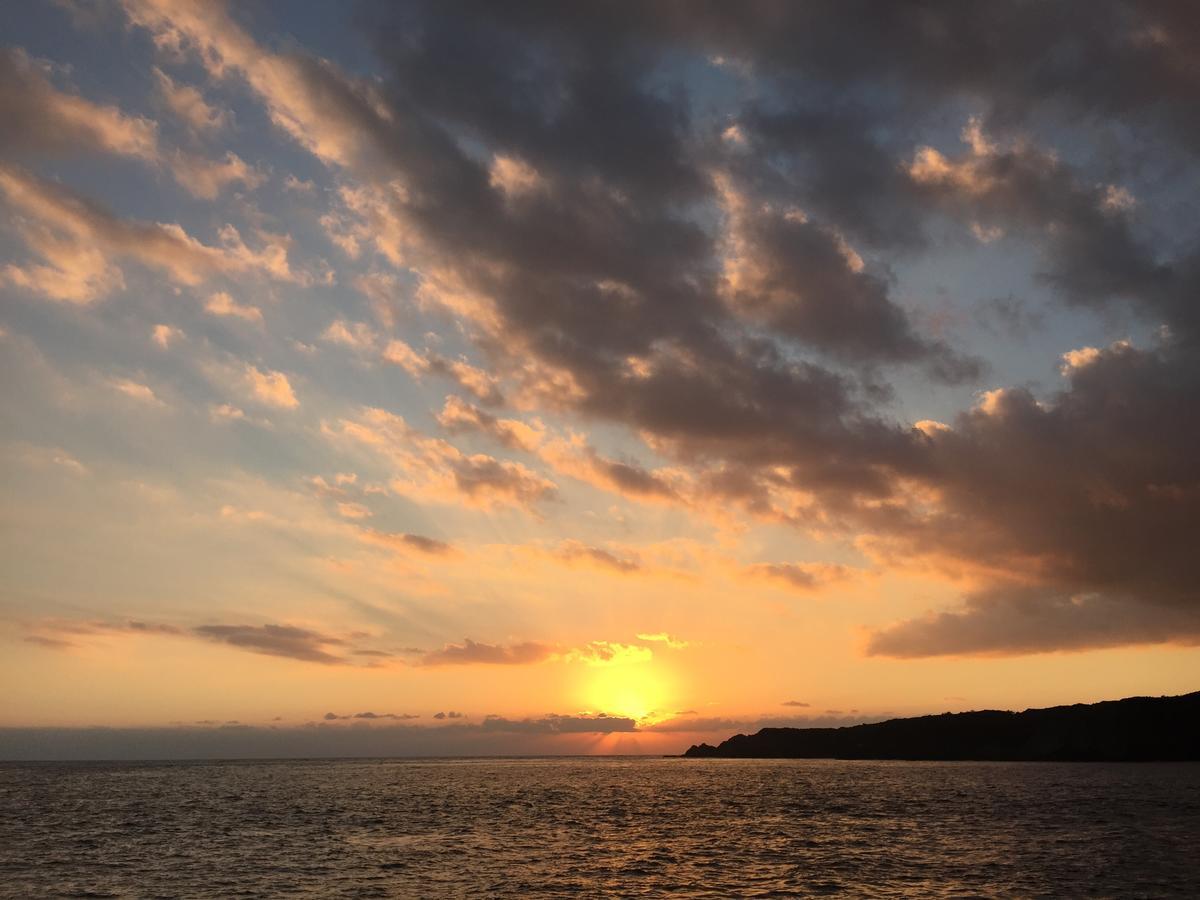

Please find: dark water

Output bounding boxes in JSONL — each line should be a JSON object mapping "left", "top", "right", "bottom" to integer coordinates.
{"left": 2, "top": 758, "right": 1198, "bottom": 898}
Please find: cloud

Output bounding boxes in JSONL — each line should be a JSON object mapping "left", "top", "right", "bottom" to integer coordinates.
{"left": 862, "top": 339, "right": 1200, "bottom": 655}
{"left": 24, "top": 619, "right": 183, "bottom": 650}
{"left": 361, "top": 529, "right": 455, "bottom": 556}
{"left": 205, "top": 290, "right": 263, "bottom": 324}
{"left": 323, "top": 319, "right": 377, "bottom": 352}
{"left": 151, "top": 323, "right": 183, "bottom": 348}
{"left": 0, "top": 50, "right": 254, "bottom": 201}
{"left": 111, "top": 377, "right": 165, "bottom": 407}
{"left": 749, "top": 562, "right": 853, "bottom": 592}
{"left": 336, "top": 502, "right": 371, "bottom": 520}
{"left": 13, "top": 444, "right": 90, "bottom": 477}
{"left": 554, "top": 540, "right": 640, "bottom": 573}
{"left": 323, "top": 711, "right": 420, "bottom": 721}
{"left": 171, "top": 150, "right": 264, "bottom": 200}
{"left": 867, "top": 585, "right": 1200, "bottom": 658}
{"left": 193, "top": 623, "right": 347, "bottom": 665}
{"left": 435, "top": 396, "right": 545, "bottom": 452}
{"left": 209, "top": 403, "right": 246, "bottom": 423}
{"left": 0, "top": 48, "right": 158, "bottom": 160}
{"left": 107, "top": 0, "right": 1200, "bottom": 657}
{"left": 420, "top": 639, "right": 554, "bottom": 667}
{"left": 782, "top": 700, "right": 811, "bottom": 708}
{"left": 714, "top": 171, "right": 977, "bottom": 377}
{"left": 244, "top": 365, "right": 298, "bottom": 409}
{"left": 123, "top": 0, "right": 390, "bottom": 171}
{"left": 119, "top": 0, "right": 935, "bottom": 512}
{"left": 637, "top": 632, "right": 688, "bottom": 650}
{"left": 25, "top": 634, "right": 76, "bottom": 650}
{"left": 0, "top": 165, "right": 300, "bottom": 303}
{"left": 563, "top": 641, "right": 652, "bottom": 666}
{"left": 152, "top": 66, "right": 228, "bottom": 134}
{"left": 384, "top": 341, "right": 504, "bottom": 405}
{"left": 331, "top": 407, "right": 557, "bottom": 510}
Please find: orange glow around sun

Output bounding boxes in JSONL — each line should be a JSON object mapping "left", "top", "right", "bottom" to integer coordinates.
{"left": 583, "top": 663, "right": 676, "bottom": 724}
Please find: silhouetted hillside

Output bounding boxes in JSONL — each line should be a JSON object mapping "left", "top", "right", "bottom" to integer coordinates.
{"left": 683, "top": 692, "right": 1200, "bottom": 761}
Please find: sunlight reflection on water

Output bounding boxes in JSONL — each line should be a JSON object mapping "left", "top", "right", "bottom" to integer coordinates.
{"left": 2, "top": 757, "right": 1198, "bottom": 897}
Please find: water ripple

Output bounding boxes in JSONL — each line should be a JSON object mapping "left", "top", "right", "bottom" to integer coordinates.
{"left": 1, "top": 758, "right": 1198, "bottom": 897}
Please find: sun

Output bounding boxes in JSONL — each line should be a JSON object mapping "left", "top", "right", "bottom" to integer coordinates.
{"left": 583, "top": 663, "right": 674, "bottom": 724}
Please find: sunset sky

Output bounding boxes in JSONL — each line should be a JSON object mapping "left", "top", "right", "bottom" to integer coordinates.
{"left": 2, "top": 1, "right": 1198, "bottom": 758}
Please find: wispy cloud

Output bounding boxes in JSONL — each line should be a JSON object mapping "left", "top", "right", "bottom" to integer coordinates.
{"left": 420, "top": 639, "right": 554, "bottom": 667}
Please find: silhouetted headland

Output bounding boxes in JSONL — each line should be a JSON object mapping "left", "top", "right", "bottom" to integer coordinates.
{"left": 683, "top": 692, "right": 1200, "bottom": 761}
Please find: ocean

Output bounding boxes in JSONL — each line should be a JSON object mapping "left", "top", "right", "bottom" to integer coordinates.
{"left": 2, "top": 757, "right": 1197, "bottom": 897}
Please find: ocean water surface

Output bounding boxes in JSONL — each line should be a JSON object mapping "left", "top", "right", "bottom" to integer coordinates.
{"left": 2, "top": 757, "right": 1198, "bottom": 897}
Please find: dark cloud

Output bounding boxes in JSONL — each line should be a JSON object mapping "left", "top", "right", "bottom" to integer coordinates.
{"left": 738, "top": 105, "right": 927, "bottom": 252}
{"left": 782, "top": 700, "right": 811, "bottom": 708}
{"left": 309, "top": 1, "right": 975, "bottom": 500}
{"left": 716, "top": 173, "right": 979, "bottom": 378}
{"left": 193, "top": 624, "right": 348, "bottom": 665}
{"left": 909, "top": 135, "right": 1200, "bottom": 339}
{"left": 868, "top": 585, "right": 1200, "bottom": 659}
{"left": 350, "top": 3, "right": 1200, "bottom": 655}
{"left": 106, "top": 0, "right": 1200, "bottom": 656}
{"left": 433, "top": 711, "right": 464, "bottom": 720}
{"left": 866, "top": 340, "right": 1200, "bottom": 655}
{"left": 421, "top": 639, "right": 554, "bottom": 666}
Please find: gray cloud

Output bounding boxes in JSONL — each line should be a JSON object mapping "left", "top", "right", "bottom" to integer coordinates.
{"left": 0, "top": 48, "right": 157, "bottom": 160}
{"left": 420, "top": 639, "right": 554, "bottom": 667}
{"left": 868, "top": 585, "right": 1200, "bottom": 659}
{"left": 193, "top": 624, "right": 348, "bottom": 665}
{"left": 356, "top": 3, "right": 1199, "bottom": 654}
{"left": 866, "top": 340, "right": 1200, "bottom": 655}
{"left": 107, "top": 0, "right": 1200, "bottom": 657}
